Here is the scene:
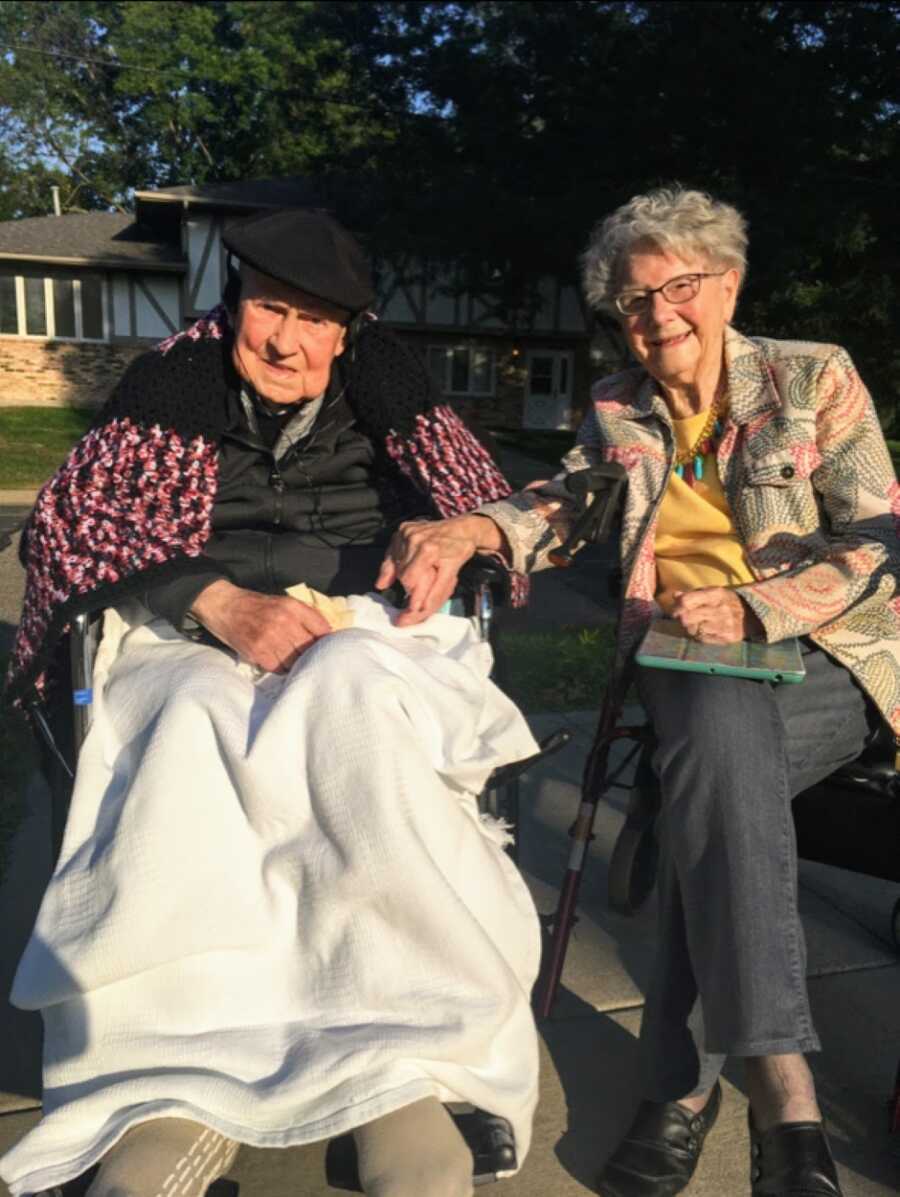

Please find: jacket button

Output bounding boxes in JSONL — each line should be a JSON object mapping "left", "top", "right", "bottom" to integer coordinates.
{"left": 752, "top": 1165, "right": 762, "bottom": 1181}
{"left": 780, "top": 464, "right": 795, "bottom": 479}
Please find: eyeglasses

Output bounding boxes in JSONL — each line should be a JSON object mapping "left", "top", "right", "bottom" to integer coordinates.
{"left": 614, "top": 271, "right": 728, "bottom": 317}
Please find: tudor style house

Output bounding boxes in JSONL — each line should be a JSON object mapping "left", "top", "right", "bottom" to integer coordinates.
{"left": 0, "top": 177, "right": 624, "bottom": 429}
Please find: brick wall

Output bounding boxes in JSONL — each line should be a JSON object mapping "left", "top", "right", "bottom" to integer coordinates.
{"left": 0, "top": 338, "right": 150, "bottom": 408}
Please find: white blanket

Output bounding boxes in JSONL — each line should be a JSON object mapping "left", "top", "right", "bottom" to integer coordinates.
{"left": 1, "top": 596, "right": 542, "bottom": 1196}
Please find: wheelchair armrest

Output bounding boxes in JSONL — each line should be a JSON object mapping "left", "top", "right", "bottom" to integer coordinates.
{"left": 456, "top": 553, "right": 510, "bottom": 600}
{"left": 827, "top": 759, "right": 898, "bottom": 798}
{"left": 834, "top": 721, "right": 900, "bottom": 796}
{"left": 380, "top": 555, "right": 511, "bottom": 613}
{"left": 549, "top": 464, "right": 627, "bottom": 568}
{"left": 486, "top": 729, "right": 573, "bottom": 789}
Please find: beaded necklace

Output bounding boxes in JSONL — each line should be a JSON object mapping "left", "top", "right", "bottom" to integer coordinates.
{"left": 673, "top": 397, "right": 723, "bottom": 486}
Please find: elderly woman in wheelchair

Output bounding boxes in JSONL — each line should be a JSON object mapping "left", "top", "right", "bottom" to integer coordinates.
{"left": 1, "top": 210, "right": 543, "bottom": 1197}
{"left": 386, "top": 187, "right": 900, "bottom": 1197}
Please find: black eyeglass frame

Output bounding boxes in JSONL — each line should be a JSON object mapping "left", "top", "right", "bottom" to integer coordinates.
{"left": 613, "top": 271, "right": 728, "bottom": 317}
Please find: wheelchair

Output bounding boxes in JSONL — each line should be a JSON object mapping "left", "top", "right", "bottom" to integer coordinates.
{"left": 531, "top": 468, "right": 900, "bottom": 1135}
{"left": 26, "top": 557, "right": 570, "bottom": 1195}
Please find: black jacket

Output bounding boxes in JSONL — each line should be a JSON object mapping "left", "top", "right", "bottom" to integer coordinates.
{"left": 143, "top": 375, "right": 426, "bottom": 630}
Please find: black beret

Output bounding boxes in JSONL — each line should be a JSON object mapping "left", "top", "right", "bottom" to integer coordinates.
{"left": 222, "top": 208, "right": 375, "bottom": 314}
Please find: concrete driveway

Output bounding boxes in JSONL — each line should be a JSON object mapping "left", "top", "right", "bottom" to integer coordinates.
{"left": 1, "top": 498, "right": 899, "bottom": 1196}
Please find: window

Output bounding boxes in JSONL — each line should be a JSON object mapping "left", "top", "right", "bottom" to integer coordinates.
{"left": 0, "top": 275, "right": 16, "bottom": 334}
{"left": 428, "top": 345, "right": 495, "bottom": 396}
{"left": 0, "top": 270, "right": 107, "bottom": 341}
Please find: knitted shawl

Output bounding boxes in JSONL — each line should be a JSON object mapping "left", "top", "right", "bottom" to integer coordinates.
{"left": 7, "top": 308, "right": 522, "bottom": 708}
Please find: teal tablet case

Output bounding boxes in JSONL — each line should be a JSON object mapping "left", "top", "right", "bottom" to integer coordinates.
{"left": 636, "top": 619, "right": 806, "bottom": 684}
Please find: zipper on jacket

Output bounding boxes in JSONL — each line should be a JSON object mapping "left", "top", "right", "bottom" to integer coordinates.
{"left": 270, "top": 468, "right": 285, "bottom": 527}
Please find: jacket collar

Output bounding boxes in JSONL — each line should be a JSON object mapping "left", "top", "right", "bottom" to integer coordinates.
{"left": 720, "top": 326, "right": 782, "bottom": 425}
{"left": 614, "top": 326, "right": 781, "bottom": 426}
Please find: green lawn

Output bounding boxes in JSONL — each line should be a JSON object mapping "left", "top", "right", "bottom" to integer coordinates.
{"left": 0, "top": 406, "right": 94, "bottom": 489}
{"left": 496, "top": 623, "right": 616, "bottom": 713}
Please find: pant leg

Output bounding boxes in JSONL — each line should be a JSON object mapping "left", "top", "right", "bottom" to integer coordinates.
{"left": 637, "top": 644, "right": 873, "bottom": 1101}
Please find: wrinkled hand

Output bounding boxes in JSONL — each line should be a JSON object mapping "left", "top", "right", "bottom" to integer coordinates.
{"left": 375, "top": 514, "right": 506, "bottom": 627}
{"left": 670, "top": 587, "right": 764, "bottom": 644}
{"left": 190, "top": 579, "right": 332, "bottom": 673}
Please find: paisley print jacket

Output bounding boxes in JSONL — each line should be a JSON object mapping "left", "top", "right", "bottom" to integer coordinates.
{"left": 480, "top": 327, "right": 900, "bottom": 738}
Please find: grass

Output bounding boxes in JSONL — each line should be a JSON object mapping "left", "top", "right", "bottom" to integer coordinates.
{"left": 0, "top": 406, "right": 94, "bottom": 489}
{"left": 495, "top": 623, "right": 617, "bottom": 713}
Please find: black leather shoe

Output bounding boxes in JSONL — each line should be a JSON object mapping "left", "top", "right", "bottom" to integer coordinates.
{"left": 596, "top": 1080, "right": 721, "bottom": 1197}
{"left": 749, "top": 1115, "right": 843, "bottom": 1196}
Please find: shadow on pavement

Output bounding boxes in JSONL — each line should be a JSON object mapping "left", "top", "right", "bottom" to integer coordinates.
{"left": 537, "top": 984, "right": 642, "bottom": 1189}
{"left": 0, "top": 774, "right": 52, "bottom": 1110}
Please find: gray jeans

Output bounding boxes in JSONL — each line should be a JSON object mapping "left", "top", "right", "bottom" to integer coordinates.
{"left": 636, "top": 641, "right": 875, "bottom": 1101}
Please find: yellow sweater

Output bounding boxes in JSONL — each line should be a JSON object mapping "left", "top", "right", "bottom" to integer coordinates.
{"left": 655, "top": 408, "right": 754, "bottom": 612}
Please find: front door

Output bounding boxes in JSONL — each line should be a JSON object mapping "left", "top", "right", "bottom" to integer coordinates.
{"left": 523, "top": 350, "right": 573, "bottom": 429}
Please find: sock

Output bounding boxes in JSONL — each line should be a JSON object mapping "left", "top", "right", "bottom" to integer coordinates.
{"left": 85, "top": 1118, "right": 239, "bottom": 1197}
{"left": 353, "top": 1096, "right": 474, "bottom": 1197}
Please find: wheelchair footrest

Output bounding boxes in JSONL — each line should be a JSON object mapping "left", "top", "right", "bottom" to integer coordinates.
{"left": 324, "top": 1107, "right": 517, "bottom": 1190}
{"left": 487, "top": 729, "right": 573, "bottom": 789}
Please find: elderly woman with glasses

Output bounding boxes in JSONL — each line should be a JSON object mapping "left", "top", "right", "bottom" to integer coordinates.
{"left": 379, "top": 186, "right": 900, "bottom": 1197}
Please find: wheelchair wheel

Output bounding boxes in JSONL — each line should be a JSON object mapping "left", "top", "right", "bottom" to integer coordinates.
{"left": 608, "top": 748, "right": 661, "bottom": 918}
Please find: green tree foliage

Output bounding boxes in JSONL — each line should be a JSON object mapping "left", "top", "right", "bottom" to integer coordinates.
{"left": 377, "top": 1, "right": 899, "bottom": 423}
{"left": 0, "top": 1, "right": 399, "bottom": 203}
{"left": 0, "top": 1, "right": 897, "bottom": 424}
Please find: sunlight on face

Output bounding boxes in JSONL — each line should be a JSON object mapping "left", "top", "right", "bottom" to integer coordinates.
{"left": 618, "top": 248, "right": 739, "bottom": 399}
{"left": 232, "top": 267, "right": 348, "bottom": 404}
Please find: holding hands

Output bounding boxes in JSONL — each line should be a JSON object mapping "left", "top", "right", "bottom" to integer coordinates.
{"left": 670, "top": 586, "right": 763, "bottom": 644}
{"left": 190, "top": 512, "right": 509, "bottom": 669}
{"left": 375, "top": 514, "right": 508, "bottom": 626}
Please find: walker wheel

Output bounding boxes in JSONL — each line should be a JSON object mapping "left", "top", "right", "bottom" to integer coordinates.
{"left": 608, "top": 819, "right": 658, "bottom": 916}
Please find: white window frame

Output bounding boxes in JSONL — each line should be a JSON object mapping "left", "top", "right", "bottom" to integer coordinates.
{"left": 0, "top": 271, "right": 109, "bottom": 343}
{"left": 428, "top": 344, "right": 496, "bottom": 397}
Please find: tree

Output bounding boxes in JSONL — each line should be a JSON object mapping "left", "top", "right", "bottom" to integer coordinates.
{"left": 360, "top": 1, "right": 900, "bottom": 424}
{"left": 0, "top": 1, "right": 897, "bottom": 424}
{"left": 0, "top": 1, "right": 399, "bottom": 207}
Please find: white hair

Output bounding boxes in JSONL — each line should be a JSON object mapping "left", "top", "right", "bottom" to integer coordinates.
{"left": 581, "top": 186, "right": 748, "bottom": 312}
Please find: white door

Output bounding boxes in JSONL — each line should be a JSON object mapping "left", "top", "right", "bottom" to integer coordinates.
{"left": 523, "top": 350, "right": 573, "bottom": 429}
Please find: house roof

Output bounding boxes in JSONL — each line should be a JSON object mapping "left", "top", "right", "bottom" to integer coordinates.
{"left": 134, "top": 176, "right": 324, "bottom": 212}
{"left": 0, "top": 211, "right": 185, "bottom": 272}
